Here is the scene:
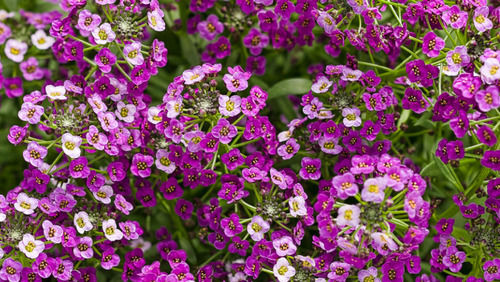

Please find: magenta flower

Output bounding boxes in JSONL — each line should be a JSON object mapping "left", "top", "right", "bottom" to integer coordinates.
{"left": 18, "top": 102, "right": 44, "bottom": 124}
{"left": 422, "top": 31, "right": 445, "bottom": 58}
{"left": 101, "top": 249, "right": 120, "bottom": 270}
{"left": 131, "top": 153, "right": 154, "bottom": 178}
{"left": 299, "top": 157, "right": 321, "bottom": 180}
{"left": 446, "top": 46, "right": 470, "bottom": 68}
{"left": 328, "top": 262, "right": 351, "bottom": 281}
{"left": 275, "top": 0, "right": 295, "bottom": 19}
{"left": 175, "top": 199, "right": 193, "bottom": 220}
{"left": 483, "top": 259, "right": 500, "bottom": 282}
{"left": 476, "top": 125, "right": 497, "bottom": 147}
{"left": 73, "top": 236, "right": 94, "bottom": 259}
{"left": 20, "top": 57, "right": 44, "bottom": 81}
{"left": 332, "top": 173, "right": 358, "bottom": 200}
{"left": 23, "top": 142, "right": 47, "bottom": 168}
{"left": 95, "top": 48, "right": 116, "bottom": 73}
{"left": 475, "top": 86, "right": 500, "bottom": 112}
{"left": 223, "top": 66, "right": 251, "bottom": 92}
{"left": 197, "top": 14, "right": 223, "bottom": 41}
{"left": 69, "top": 156, "right": 90, "bottom": 178}
{"left": 481, "top": 150, "right": 500, "bottom": 171}
{"left": 42, "top": 220, "right": 63, "bottom": 243}
{"left": 211, "top": 118, "right": 237, "bottom": 144}
{"left": 273, "top": 236, "right": 297, "bottom": 256}
{"left": 243, "top": 28, "right": 269, "bottom": 56}
{"left": 221, "top": 213, "right": 243, "bottom": 237}
{"left": 0, "top": 258, "right": 22, "bottom": 282}
{"left": 442, "top": 5, "right": 468, "bottom": 29}
{"left": 33, "top": 253, "right": 55, "bottom": 278}
{"left": 52, "top": 258, "right": 73, "bottom": 281}
{"left": 443, "top": 247, "right": 466, "bottom": 272}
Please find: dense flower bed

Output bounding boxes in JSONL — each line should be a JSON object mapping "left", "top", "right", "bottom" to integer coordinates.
{"left": 0, "top": 0, "right": 499, "bottom": 281}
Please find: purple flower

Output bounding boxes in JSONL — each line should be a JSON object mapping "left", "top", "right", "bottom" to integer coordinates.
{"left": 20, "top": 57, "right": 44, "bottom": 81}
{"left": 101, "top": 249, "right": 120, "bottom": 270}
{"left": 351, "top": 155, "right": 375, "bottom": 175}
{"left": 482, "top": 150, "right": 500, "bottom": 171}
{"left": 475, "top": 86, "right": 500, "bottom": 112}
{"left": 273, "top": 236, "right": 297, "bottom": 256}
{"left": 221, "top": 213, "right": 243, "bottom": 237}
{"left": 4, "top": 77, "right": 24, "bottom": 98}
{"left": 0, "top": 259, "right": 22, "bottom": 282}
{"left": 52, "top": 258, "right": 73, "bottom": 281}
{"left": 18, "top": 102, "right": 44, "bottom": 124}
{"left": 443, "top": 247, "right": 466, "bottom": 272}
{"left": 381, "top": 261, "right": 404, "bottom": 282}
{"left": 73, "top": 236, "right": 94, "bottom": 259}
{"left": 446, "top": 140, "right": 465, "bottom": 160}
{"left": 197, "top": 14, "right": 223, "bottom": 41}
{"left": 69, "top": 156, "right": 90, "bottom": 178}
{"left": 449, "top": 111, "right": 469, "bottom": 138}
{"left": 8, "top": 125, "right": 28, "bottom": 145}
{"left": 23, "top": 142, "right": 47, "bottom": 168}
{"left": 446, "top": 46, "right": 470, "bottom": 68}
{"left": 402, "top": 88, "right": 429, "bottom": 114}
{"left": 332, "top": 173, "right": 358, "bottom": 200}
{"left": 77, "top": 10, "right": 101, "bottom": 32}
{"left": 43, "top": 220, "right": 63, "bottom": 243}
{"left": 275, "top": 0, "right": 295, "bottom": 19}
{"left": 299, "top": 157, "right": 321, "bottom": 180}
{"left": 131, "top": 153, "right": 154, "bottom": 178}
{"left": 347, "top": 0, "right": 367, "bottom": 14}
{"left": 33, "top": 253, "right": 54, "bottom": 278}
{"left": 223, "top": 66, "right": 251, "bottom": 92}
{"left": 160, "top": 177, "right": 183, "bottom": 200}
{"left": 207, "top": 230, "right": 229, "bottom": 250}
{"left": 443, "top": 5, "right": 468, "bottom": 29}
{"left": 211, "top": 118, "right": 237, "bottom": 144}
{"left": 246, "top": 55, "right": 266, "bottom": 75}
{"left": 328, "top": 262, "right": 351, "bottom": 281}
{"left": 175, "top": 199, "right": 193, "bottom": 220}
{"left": 95, "top": 48, "right": 116, "bottom": 73}
{"left": 436, "top": 218, "right": 455, "bottom": 235}
{"left": 483, "top": 259, "right": 500, "bottom": 282}
{"left": 228, "top": 236, "right": 249, "bottom": 256}
{"left": 243, "top": 28, "right": 269, "bottom": 56}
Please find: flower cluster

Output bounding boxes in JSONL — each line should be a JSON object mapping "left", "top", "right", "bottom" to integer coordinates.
{"left": 0, "top": 0, "right": 499, "bottom": 281}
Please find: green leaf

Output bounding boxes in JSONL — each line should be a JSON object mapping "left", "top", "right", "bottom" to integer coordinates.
{"left": 267, "top": 78, "right": 311, "bottom": 100}
{"left": 433, "top": 155, "right": 464, "bottom": 192}
{"left": 397, "top": 109, "right": 411, "bottom": 128}
{"left": 179, "top": 35, "right": 200, "bottom": 67}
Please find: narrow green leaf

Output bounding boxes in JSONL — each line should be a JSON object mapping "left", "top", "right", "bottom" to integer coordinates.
{"left": 267, "top": 78, "right": 311, "bottom": 99}
{"left": 397, "top": 109, "right": 411, "bottom": 128}
{"left": 179, "top": 35, "right": 200, "bottom": 66}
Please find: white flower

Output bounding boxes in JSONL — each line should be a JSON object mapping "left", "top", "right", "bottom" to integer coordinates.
{"left": 92, "top": 23, "right": 116, "bottom": 44}
{"left": 289, "top": 196, "right": 307, "bottom": 217}
{"left": 273, "top": 257, "right": 296, "bottom": 282}
{"left": 102, "top": 219, "right": 124, "bottom": 241}
{"left": 93, "top": 185, "right": 113, "bottom": 204}
{"left": 74, "top": 211, "right": 93, "bottom": 234}
{"left": 61, "top": 133, "right": 82, "bottom": 159}
{"left": 18, "top": 234, "right": 44, "bottom": 259}
{"left": 14, "top": 193, "right": 38, "bottom": 215}
{"left": 480, "top": 58, "right": 500, "bottom": 85}
{"left": 31, "top": 30, "right": 55, "bottom": 50}
{"left": 311, "top": 76, "right": 333, "bottom": 93}
{"left": 4, "top": 39, "right": 28, "bottom": 63}
{"left": 115, "top": 101, "right": 136, "bottom": 123}
{"left": 45, "top": 85, "right": 67, "bottom": 101}
{"left": 147, "top": 106, "right": 162, "bottom": 124}
{"left": 148, "top": 9, "right": 165, "bottom": 32}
